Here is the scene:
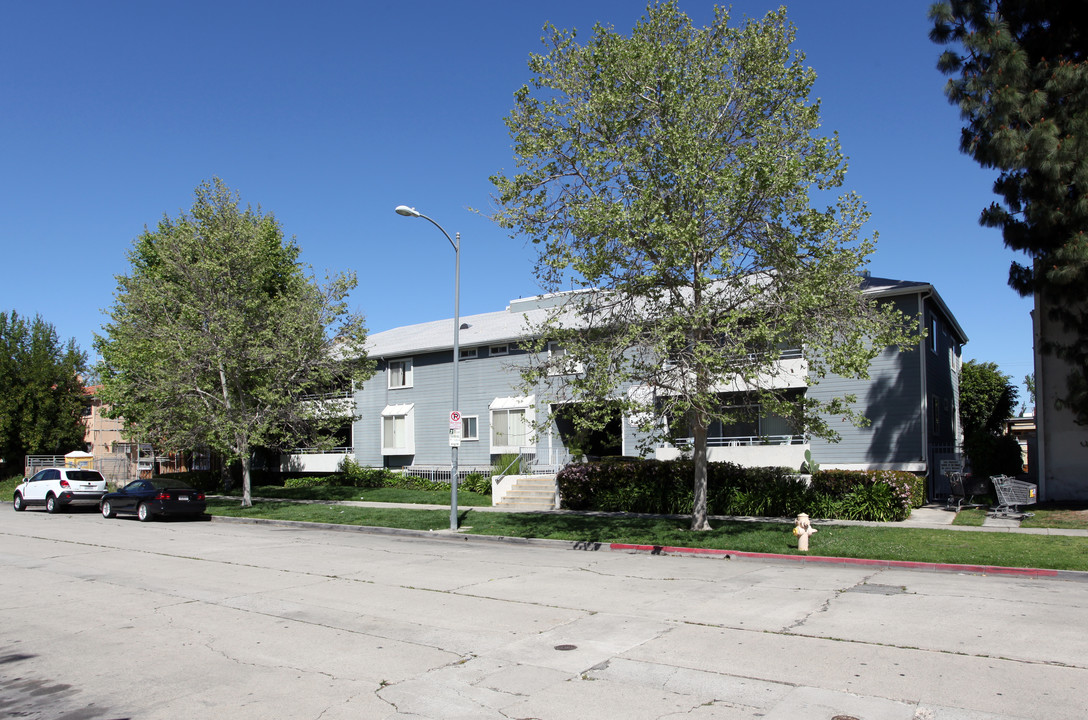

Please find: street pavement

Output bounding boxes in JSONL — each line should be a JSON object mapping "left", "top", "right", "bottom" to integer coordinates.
{"left": 1, "top": 507, "right": 1086, "bottom": 719}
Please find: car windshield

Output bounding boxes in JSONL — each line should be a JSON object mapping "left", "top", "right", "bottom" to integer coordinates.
{"left": 150, "top": 479, "right": 195, "bottom": 490}
{"left": 67, "top": 471, "right": 105, "bottom": 482}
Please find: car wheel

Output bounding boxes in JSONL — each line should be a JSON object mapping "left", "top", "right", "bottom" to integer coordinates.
{"left": 137, "top": 502, "right": 153, "bottom": 522}
{"left": 45, "top": 494, "right": 59, "bottom": 514}
{"left": 13, "top": 493, "right": 25, "bottom": 512}
{"left": 101, "top": 500, "right": 116, "bottom": 519}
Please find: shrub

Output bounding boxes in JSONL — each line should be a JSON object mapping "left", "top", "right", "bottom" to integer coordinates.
{"left": 461, "top": 472, "right": 492, "bottom": 495}
{"left": 557, "top": 460, "right": 925, "bottom": 522}
{"left": 810, "top": 469, "right": 922, "bottom": 521}
{"left": 492, "top": 453, "right": 524, "bottom": 476}
{"left": 338, "top": 457, "right": 402, "bottom": 487}
{"left": 965, "top": 432, "right": 1024, "bottom": 480}
{"left": 284, "top": 476, "right": 334, "bottom": 489}
{"left": 153, "top": 470, "right": 223, "bottom": 493}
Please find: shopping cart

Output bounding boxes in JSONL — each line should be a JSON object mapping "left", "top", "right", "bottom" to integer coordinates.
{"left": 989, "top": 475, "right": 1037, "bottom": 518}
{"left": 945, "top": 470, "right": 987, "bottom": 510}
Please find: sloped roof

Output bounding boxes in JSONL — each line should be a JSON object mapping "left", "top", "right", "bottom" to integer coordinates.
{"left": 366, "top": 275, "right": 967, "bottom": 358}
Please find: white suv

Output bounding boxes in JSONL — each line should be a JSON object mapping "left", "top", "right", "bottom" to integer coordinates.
{"left": 13, "top": 467, "right": 108, "bottom": 513}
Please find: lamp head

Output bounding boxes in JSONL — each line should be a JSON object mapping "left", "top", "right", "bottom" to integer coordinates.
{"left": 394, "top": 205, "right": 420, "bottom": 217}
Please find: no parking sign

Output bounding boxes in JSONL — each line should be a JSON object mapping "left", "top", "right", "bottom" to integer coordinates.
{"left": 449, "top": 411, "right": 462, "bottom": 447}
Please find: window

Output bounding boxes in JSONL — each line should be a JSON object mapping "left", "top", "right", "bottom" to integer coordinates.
{"left": 547, "top": 341, "right": 583, "bottom": 375}
{"left": 461, "top": 415, "right": 478, "bottom": 441}
{"left": 380, "top": 403, "right": 415, "bottom": 455}
{"left": 387, "top": 358, "right": 413, "bottom": 389}
{"left": 459, "top": 347, "right": 478, "bottom": 360}
{"left": 489, "top": 395, "right": 535, "bottom": 451}
{"left": 491, "top": 408, "right": 528, "bottom": 446}
{"left": 489, "top": 344, "right": 509, "bottom": 356}
{"left": 928, "top": 318, "right": 938, "bottom": 354}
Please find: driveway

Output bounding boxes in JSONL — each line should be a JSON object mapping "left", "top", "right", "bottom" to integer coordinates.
{"left": 1, "top": 510, "right": 1085, "bottom": 719}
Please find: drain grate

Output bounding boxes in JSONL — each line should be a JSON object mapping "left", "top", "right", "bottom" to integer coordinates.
{"left": 844, "top": 583, "right": 906, "bottom": 595}
{"left": 554, "top": 644, "right": 578, "bottom": 651}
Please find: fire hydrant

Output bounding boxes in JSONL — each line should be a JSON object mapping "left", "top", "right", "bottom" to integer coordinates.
{"left": 792, "top": 513, "right": 817, "bottom": 552}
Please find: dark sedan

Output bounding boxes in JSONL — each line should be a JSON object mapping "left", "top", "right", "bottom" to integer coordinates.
{"left": 100, "top": 479, "right": 207, "bottom": 522}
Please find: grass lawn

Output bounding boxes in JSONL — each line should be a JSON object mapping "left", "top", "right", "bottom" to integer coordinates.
{"left": 204, "top": 500, "right": 1088, "bottom": 572}
{"left": 1021, "top": 504, "right": 1088, "bottom": 529}
{"left": 950, "top": 503, "right": 1088, "bottom": 530}
{"left": 951, "top": 508, "right": 988, "bottom": 526}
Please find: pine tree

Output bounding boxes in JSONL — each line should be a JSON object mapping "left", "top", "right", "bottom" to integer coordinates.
{"left": 930, "top": 0, "right": 1088, "bottom": 423}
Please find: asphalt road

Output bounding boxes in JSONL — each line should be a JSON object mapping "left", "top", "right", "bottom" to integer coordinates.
{"left": 2, "top": 508, "right": 1085, "bottom": 719}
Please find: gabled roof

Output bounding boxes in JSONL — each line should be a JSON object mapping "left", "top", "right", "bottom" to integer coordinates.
{"left": 367, "top": 275, "right": 967, "bottom": 358}
{"left": 861, "top": 275, "right": 968, "bottom": 345}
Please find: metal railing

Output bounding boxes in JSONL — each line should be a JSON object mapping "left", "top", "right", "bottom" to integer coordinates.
{"left": 400, "top": 465, "right": 494, "bottom": 484}
{"left": 298, "top": 389, "right": 354, "bottom": 401}
{"left": 671, "top": 434, "right": 805, "bottom": 448}
{"left": 286, "top": 447, "right": 354, "bottom": 455}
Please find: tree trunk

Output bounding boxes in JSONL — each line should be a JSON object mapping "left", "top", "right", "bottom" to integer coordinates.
{"left": 240, "top": 439, "right": 252, "bottom": 508}
{"left": 691, "top": 412, "right": 712, "bottom": 531}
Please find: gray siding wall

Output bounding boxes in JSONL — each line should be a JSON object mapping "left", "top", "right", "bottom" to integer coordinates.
{"left": 808, "top": 295, "right": 925, "bottom": 467}
{"left": 923, "top": 298, "right": 961, "bottom": 449}
{"left": 354, "top": 347, "right": 534, "bottom": 467}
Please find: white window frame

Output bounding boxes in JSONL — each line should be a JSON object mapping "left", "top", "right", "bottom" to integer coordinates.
{"left": 547, "top": 341, "right": 584, "bottom": 376}
{"left": 461, "top": 415, "right": 479, "bottom": 441}
{"left": 387, "top": 358, "right": 413, "bottom": 389}
{"left": 489, "top": 395, "right": 536, "bottom": 454}
{"left": 380, "top": 404, "right": 415, "bottom": 455}
{"left": 459, "top": 347, "right": 478, "bottom": 360}
{"left": 489, "top": 344, "right": 509, "bottom": 356}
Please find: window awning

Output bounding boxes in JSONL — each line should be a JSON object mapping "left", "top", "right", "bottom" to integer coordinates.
{"left": 381, "top": 403, "right": 414, "bottom": 417}
{"left": 489, "top": 395, "right": 534, "bottom": 410}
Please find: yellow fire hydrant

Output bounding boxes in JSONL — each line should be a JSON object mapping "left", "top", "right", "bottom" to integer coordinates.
{"left": 792, "top": 513, "right": 817, "bottom": 552}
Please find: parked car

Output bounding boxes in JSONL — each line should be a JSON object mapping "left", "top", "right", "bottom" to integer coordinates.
{"left": 13, "top": 467, "right": 108, "bottom": 513}
{"left": 100, "top": 478, "right": 207, "bottom": 521}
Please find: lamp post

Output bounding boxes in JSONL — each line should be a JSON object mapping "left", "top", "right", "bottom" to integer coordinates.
{"left": 394, "top": 205, "right": 460, "bottom": 531}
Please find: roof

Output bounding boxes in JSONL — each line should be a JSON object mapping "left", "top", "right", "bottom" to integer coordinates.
{"left": 861, "top": 275, "right": 969, "bottom": 345}
{"left": 366, "top": 275, "right": 967, "bottom": 358}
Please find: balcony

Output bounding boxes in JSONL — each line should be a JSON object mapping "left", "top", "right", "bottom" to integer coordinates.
{"left": 299, "top": 389, "right": 354, "bottom": 419}
{"left": 656, "top": 434, "right": 807, "bottom": 468}
{"left": 279, "top": 447, "right": 354, "bottom": 473}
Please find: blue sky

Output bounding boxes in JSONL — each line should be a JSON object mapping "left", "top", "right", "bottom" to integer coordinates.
{"left": 1, "top": 1, "right": 1035, "bottom": 405}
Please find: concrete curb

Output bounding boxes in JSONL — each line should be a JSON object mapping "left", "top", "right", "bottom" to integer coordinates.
{"left": 210, "top": 515, "right": 1088, "bottom": 582}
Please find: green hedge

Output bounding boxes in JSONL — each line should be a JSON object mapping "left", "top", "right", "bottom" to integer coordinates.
{"left": 556, "top": 461, "right": 924, "bottom": 522}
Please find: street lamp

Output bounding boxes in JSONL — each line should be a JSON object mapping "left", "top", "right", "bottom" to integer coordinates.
{"left": 394, "top": 205, "right": 461, "bottom": 531}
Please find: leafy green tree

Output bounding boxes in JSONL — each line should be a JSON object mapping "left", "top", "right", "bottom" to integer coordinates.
{"left": 960, "top": 360, "right": 1018, "bottom": 435}
{"left": 96, "top": 179, "right": 373, "bottom": 506}
{"left": 490, "top": 3, "right": 916, "bottom": 530}
{"left": 959, "top": 359, "right": 1022, "bottom": 477}
{"left": 0, "top": 311, "right": 88, "bottom": 473}
{"left": 1022, "top": 372, "right": 1035, "bottom": 414}
{"left": 929, "top": 0, "right": 1088, "bottom": 424}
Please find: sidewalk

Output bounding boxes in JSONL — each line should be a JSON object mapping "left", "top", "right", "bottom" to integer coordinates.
{"left": 222, "top": 496, "right": 1088, "bottom": 537}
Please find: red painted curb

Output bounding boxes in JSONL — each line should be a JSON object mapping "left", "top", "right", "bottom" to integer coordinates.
{"left": 608, "top": 543, "right": 1063, "bottom": 578}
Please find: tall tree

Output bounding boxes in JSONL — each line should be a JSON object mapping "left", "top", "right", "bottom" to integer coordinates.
{"left": 490, "top": 3, "right": 916, "bottom": 530}
{"left": 959, "top": 359, "right": 1023, "bottom": 477}
{"left": 929, "top": 0, "right": 1088, "bottom": 424}
{"left": 0, "top": 311, "right": 88, "bottom": 473}
{"left": 960, "top": 359, "right": 1018, "bottom": 435}
{"left": 96, "top": 179, "right": 373, "bottom": 506}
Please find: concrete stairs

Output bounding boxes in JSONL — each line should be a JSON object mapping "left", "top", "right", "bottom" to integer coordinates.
{"left": 494, "top": 475, "right": 557, "bottom": 511}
